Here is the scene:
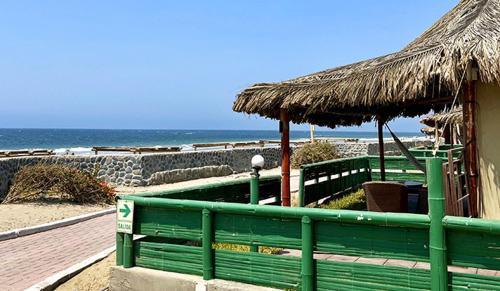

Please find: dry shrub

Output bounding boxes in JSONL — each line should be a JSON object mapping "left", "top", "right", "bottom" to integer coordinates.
{"left": 291, "top": 141, "right": 339, "bottom": 169}
{"left": 2, "top": 164, "right": 115, "bottom": 204}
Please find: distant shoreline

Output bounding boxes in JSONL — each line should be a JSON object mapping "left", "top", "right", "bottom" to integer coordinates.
{"left": 0, "top": 128, "right": 424, "bottom": 151}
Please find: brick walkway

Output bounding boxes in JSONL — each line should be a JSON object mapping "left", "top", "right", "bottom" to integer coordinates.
{"left": 0, "top": 213, "right": 115, "bottom": 291}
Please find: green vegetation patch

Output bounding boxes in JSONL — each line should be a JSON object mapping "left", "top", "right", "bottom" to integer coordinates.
{"left": 291, "top": 141, "right": 339, "bottom": 169}
{"left": 320, "top": 189, "right": 366, "bottom": 210}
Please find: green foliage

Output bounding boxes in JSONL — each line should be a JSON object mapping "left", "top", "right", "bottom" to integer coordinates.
{"left": 321, "top": 189, "right": 366, "bottom": 210}
{"left": 291, "top": 141, "right": 339, "bottom": 169}
{"left": 3, "top": 163, "right": 115, "bottom": 204}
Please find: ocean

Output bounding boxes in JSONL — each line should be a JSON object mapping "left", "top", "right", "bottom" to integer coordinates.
{"left": 0, "top": 128, "right": 423, "bottom": 151}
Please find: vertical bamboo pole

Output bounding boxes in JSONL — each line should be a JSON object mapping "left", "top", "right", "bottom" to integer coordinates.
{"left": 116, "top": 233, "right": 124, "bottom": 266}
{"left": 123, "top": 233, "right": 134, "bottom": 268}
{"left": 250, "top": 169, "right": 260, "bottom": 205}
{"left": 464, "top": 66, "right": 479, "bottom": 217}
{"left": 280, "top": 109, "right": 291, "bottom": 206}
{"left": 301, "top": 216, "right": 314, "bottom": 291}
{"left": 298, "top": 168, "right": 305, "bottom": 207}
{"left": 250, "top": 171, "right": 259, "bottom": 252}
{"left": 428, "top": 157, "right": 448, "bottom": 291}
{"left": 202, "top": 209, "right": 214, "bottom": 280}
{"left": 377, "top": 117, "right": 386, "bottom": 181}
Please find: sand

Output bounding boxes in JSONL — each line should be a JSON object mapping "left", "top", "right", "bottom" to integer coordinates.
{"left": 55, "top": 252, "right": 115, "bottom": 291}
{"left": 0, "top": 202, "right": 111, "bottom": 232}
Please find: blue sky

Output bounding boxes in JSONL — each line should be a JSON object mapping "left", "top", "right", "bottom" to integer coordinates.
{"left": 0, "top": 0, "right": 458, "bottom": 131}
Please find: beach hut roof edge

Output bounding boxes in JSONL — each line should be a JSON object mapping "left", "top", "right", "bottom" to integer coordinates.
{"left": 421, "top": 106, "right": 464, "bottom": 127}
{"left": 233, "top": 0, "right": 500, "bottom": 128}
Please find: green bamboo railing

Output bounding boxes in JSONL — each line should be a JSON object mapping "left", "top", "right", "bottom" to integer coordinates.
{"left": 115, "top": 157, "right": 500, "bottom": 291}
{"left": 298, "top": 155, "right": 430, "bottom": 207}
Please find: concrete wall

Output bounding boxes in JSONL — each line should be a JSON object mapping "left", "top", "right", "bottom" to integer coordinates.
{"left": 477, "top": 82, "right": 500, "bottom": 219}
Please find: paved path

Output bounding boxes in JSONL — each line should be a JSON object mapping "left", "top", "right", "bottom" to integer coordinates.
{"left": 0, "top": 213, "right": 115, "bottom": 291}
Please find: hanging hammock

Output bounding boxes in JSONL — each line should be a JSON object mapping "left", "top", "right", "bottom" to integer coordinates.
{"left": 385, "top": 124, "right": 426, "bottom": 174}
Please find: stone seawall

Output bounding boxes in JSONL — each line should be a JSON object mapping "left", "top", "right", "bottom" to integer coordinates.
{"left": 0, "top": 147, "right": 284, "bottom": 198}
{"left": 0, "top": 139, "right": 430, "bottom": 198}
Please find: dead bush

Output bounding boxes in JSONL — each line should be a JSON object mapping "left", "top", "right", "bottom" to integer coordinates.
{"left": 2, "top": 164, "right": 115, "bottom": 204}
{"left": 291, "top": 141, "right": 339, "bottom": 169}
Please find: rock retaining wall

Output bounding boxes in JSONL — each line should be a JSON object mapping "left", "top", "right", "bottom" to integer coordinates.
{"left": 0, "top": 139, "right": 430, "bottom": 199}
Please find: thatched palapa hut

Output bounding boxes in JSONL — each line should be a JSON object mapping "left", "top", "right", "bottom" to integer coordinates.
{"left": 421, "top": 106, "right": 463, "bottom": 144}
{"left": 233, "top": 0, "right": 500, "bottom": 218}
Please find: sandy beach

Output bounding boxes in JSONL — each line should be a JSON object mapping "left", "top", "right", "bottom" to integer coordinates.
{"left": 0, "top": 202, "right": 111, "bottom": 232}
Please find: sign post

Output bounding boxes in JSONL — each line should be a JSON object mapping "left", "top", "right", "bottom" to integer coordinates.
{"left": 117, "top": 200, "right": 134, "bottom": 234}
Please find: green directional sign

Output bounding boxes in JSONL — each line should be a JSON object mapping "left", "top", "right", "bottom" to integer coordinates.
{"left": 120, "top": 203, "right": 131, "bottom": 218}
{"left": 117, "top": 200, "right": 134, "bottom": 234}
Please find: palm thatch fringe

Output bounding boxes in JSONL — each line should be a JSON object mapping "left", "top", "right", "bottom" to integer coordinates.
{"left": 421, "top": 106, "right": 463, "bottom": 127}
{"left": 233, "top": 0, "right": 500, "bottom": 127}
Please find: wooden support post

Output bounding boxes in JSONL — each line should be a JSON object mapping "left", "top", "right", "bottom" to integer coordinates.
{"left": 280, "top": 109, "right": 291, "bottom": 206}
{"left": 443, "top": 124, "right": 452, "bottom": 145}
{"left": 464, "top": 65, "right": 479, "bottom": 217}
{"left": 377, "top": 117, "right": 386, "bottom": 181}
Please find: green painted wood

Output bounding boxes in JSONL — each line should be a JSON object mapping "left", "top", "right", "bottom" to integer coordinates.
{"left": 123, "top": 233, "right": 134, "bottom": 268}
{"left": 368, "top": 156, "right": 428, "bottom": 171}
{"left": 371, "top": 172, "right": 426, "bottom": 183}
{"left": 428, "top": 157, "right": 447, "bottom": 291}
{"left": 134, "top": 205, "right": 202, "bottom": 240}
{"left": 116, "top": 232, "right": 124, "bottom": 266}
{"left": 134, "top": 238, "right": 203, "bottom": 276}
{"left": 450, "top": 272, "right": 500, "bottom": 290}
{"left": 122, "top": 175, "right": 281, "bottom": 204}
{"left": 202, "top": 209, "right": 214, "bottom": 280}
{"left": 316, "top": 260, "right": 431, "bottom": 291}
{"left": 301, "top": 216, "right": 314, "bottom": 291}
{"left": 126, "top": 196, "right": 431, "bottom": 228}
{"left": 300, "top": 157, "right": 370, "bottom": 206}
{"left": 215, "top": 250, "right": 301, "bottom": 290}
{"left": 215, "top": 213, "right": 302, "bottom": 249}
{"left": 315, "top": 221, "right": 429, "bottom": 262}
{"left": 447, "top": 229, "right": 500, "bottom": 270}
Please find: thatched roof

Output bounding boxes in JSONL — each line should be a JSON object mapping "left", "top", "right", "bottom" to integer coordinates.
{"left": 233, "top": 0, "right": 500, "bottom": 128}
{"left": 421, "top": 106, "right": 463, "bottom": 127}
{"left": 421, "top": 126, "right": 441, "bottom": 136}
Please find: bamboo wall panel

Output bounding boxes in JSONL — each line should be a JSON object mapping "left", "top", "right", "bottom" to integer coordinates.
{"left": 134, "top": 206, "right": 202, "bottom": 240}
{"left": 316, "top": 260, "right": 431, "bottom": 291}
{"left": 134, "top": 239, "right": 203, "bottom": 276}
{"left": 215, "top": 250, "right": 301, "bottom": 290}
{"left": 215, "top": 213, "right": 302, "bottom": 249}
{"left": 447, "top": 229, "right": 500, "bottom": 270}
{"left": 450, "top": 272, "right": 500, "bottom": 290}
{"left": 316, "top": 222, "right": 429, "bottom": 261}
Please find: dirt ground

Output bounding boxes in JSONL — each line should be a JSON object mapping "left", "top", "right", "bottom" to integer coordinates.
{"left": 0, "top": 202, "right": 112, "bottom": 232}
{"left": 55, "top": 252, "right": 115, "bottom": 291}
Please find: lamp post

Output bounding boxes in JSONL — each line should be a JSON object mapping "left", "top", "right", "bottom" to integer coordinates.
{"left": 250, "top": 155, "right": 264, "bottom": 252}
{"left": 250, "top": 155, "right": 264, "bottom": 205}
